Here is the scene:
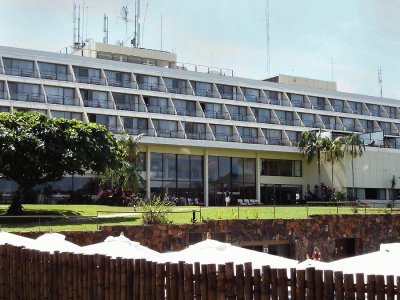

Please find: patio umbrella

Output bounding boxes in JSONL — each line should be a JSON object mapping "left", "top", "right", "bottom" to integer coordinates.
{"left": 0, "top": 231, "right": 34, "bottom": 247}
{"left": 29, "top": 232, "right": 81, "bottom": 253}
{"left": 327, "top": 248, "right": 400, "bottom": 277}
{"left": 161, "top": 238, "right": 298, "bottom": 270}
{"left": 80, "top": 233, "right": 161, "bottom": 261}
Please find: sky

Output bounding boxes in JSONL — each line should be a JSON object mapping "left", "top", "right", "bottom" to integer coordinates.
{"left": 1, "top": 0, "right": 400, "bottom": 100}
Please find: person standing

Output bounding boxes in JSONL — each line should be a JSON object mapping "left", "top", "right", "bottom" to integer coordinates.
{"left": 224, "top": 191, "right": 230, "bottom": 207}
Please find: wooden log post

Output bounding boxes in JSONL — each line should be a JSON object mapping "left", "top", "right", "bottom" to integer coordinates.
{"left": 314, "top": 269, "right": 323, "bottom": 300}
{"left": 290, "top": 268, "right": 297, "bottom": 300}
{"left": 0, "top": 245, "right": 5, "bottom": 300}
{"left": 133, "top": 259, "right": 140, "bottom": 300}
{"left": 207, "top": 264, "right": 217, "bottom": 300}
{"left": 126, "top": 259, "right": 134, "bottom": 300}
{"left": 193, "top": 262, "right": 201, "bottom": 300}
{"left": 344, "top": 273, "right": 355, "bottom": 300}
{"left": 334, "top": 271, "right": 344, "bottom": 300}
{"left": 139, "top": 259, "right": 146, "bottom": 300}
{"left": 42, "top": 251, "right": 50, "bottom": 300}
{"left": 178, "top": 261, "right": 185, "bottom": 300}
{"left": 386, "top": 275, "right": 395, "bottom": 300}
{"left": 53, "top": 251, "right": 61, "bottom": 300}
{"left": 271, "top": 268, "right": 278, "bottom": 299}
{"left": 323, "top": 270, "right": 334, "bottom": 300}
{"left": 235, "top": 264, "right": 245, "bottom": 300}
{"left": 76, "top": 254, "right": 84, "bottom": 300}
{"left": 156, "top": 263, "right": 165, "bottom": 300}
{"left": 225, "top": 263, "right": 235, "bottom": 300}
{"left": 97, "top": 255, "right": 106, "bottom": 300}
{"left": 120, "top": 259, "right": 128, "bottom": 300}
{"left": 355, "top": 273, "right": 365, "bottom": 300}
{"left": 375, "top": 275, "right": 385, "bottom": 300}
{"left": 115, "top": 257, "right": 122, "bottom": 300}
{"left": 200, "top": 264, "right": 208, "bottom": 300}
{"left": 145, "top": 260, "right": 152, "bottom": 300}
{"left": 72, "top": 253, "right": 79, "bottom": 300}
{"left": 169, "top": 263, "right": 178, "bottom": 300}
{"left": 151, "top": 262, "right": 157, "bottom": 300}
{"left": 9, "top": 245, "right": 17, "bottom": 300}
{"left": 253, "top": 269, "right": 261, "bottom": 300}
{"left": 244, "top": 262, "right": 253, "bottom": 300}
{"left": 165, "top": 263, "right": 171, "bottom": 300}
{"left": 104, "top": 256, "right": 111, "bottom": 300}
{"left": 184, "top": 263, "right": 194, "bottom": 300}
{"left": 67, "top": 253, "right": 74, "bottom": 300}
{"left": 261, "top": 265, "right": 271, "bottom": 300}
{"left": 306, "top": 267, "right": 315, "bottom": 300}
{"left": 396, "top": 276, "right": 400, "bottom": 299}
{"left": 217, "top": 264, "right": 226, "bottom": 300}
{"left": 296, "top": 269, "right": 306, "bottom": 300}
{"left": 366, "top": 275, "right": 375, "bottom": 300}
{"left": 109, "top": 258, "right": 116, "bottom": 300}
{"left": 277, "top": 268, "right": 288, "bottom": 300}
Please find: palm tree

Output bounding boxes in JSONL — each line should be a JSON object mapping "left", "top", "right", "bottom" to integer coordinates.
{"left": 328, "top": 136, "right": 345, "bottom": 188}
{"left": 298, "top": 130, "right": 331, "bottom": 198}
{"left": 344, "top": 133, "right": 365, "bottom": 199}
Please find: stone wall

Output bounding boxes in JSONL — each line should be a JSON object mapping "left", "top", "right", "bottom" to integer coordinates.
{"left": 18, "top": 214, "right": 400, "bottom": 261}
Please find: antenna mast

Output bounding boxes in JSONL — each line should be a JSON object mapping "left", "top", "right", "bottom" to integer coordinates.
{"left": 378, "top": 67, "right": 383, "bottom": 98}
{"left": 133, "top": 0, "right": 141, "bottom": 48}
{"left": 73, "top": 4, "right": 82, "bottom": 48}
{"left": 103, "top": 14, "right": 109, "bottom": 44}
{"left": 266, "top": 0, "right": 270, "bottom": 77}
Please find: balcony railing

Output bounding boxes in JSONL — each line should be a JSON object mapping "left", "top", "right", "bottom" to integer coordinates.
{"left": 83, "top": 99, "right": 114, "bottom": 109}
{"left": 229, "top": 113, "right": 248, "bottom": 121}
{"left": 47, "top": 95, "right": 80, "bottom": 106}
{"left": 147, "top": 105, "right": 175, "bottom": 114}
{"left": 106, "top": 125, "right": 123, "bottom": 133}
{"left": 255, "top": 116, "right": 270, "bottom": 123}
{"left": 76, "top": 76, "right": 102, "bottom": 85}
{"left": 123, "top": 128, "right": 152, "bottom": 136}
{"left": 138, "top": 82, "right": 165, "bottom": 92}
{"left": 176, "top": 107, "right": 197, "bottom": 117}
{"left": 115, "top": 102, "right": 145, "bottom": 112}
{"left": 156, "top": 129, "right": 183, "bottom": 138}
{"left": 5, "top": 67, "right": 35, "bottom": 78}
{"left": 214, "top": 134, "right": 237, "bottom": 142}
{"left": 10, "top": 92, "right": 44, "bottom": 103}
{"left": 107, "top": 79, "right": 132, "bottom": 88}
{"left": 193, "top": 89, "right": 219, "bottom": 98}
{"left": 166, "top": 86, "right": 190, "bottom": 95}
{"left": 267, "top": 137, "right": 282, "bottom": 145}
{"left": 204, "top": 110, "right": 225, "bottom": 119}
{"left": 186, "top": 132, "right": 207, "bottom": 140}
{"left": 241, "top": 135, "right": 263, "bottom": 144}
{"left": 40, "top": 71, "right": 68, "bottom": 81}
{"left": 268, "top": 99, "right": 283, "bottom": 106}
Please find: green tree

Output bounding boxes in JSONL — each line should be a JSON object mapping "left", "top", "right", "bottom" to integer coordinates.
{"left": 0, "top": 112, "right": 123, "bottom": 214}
{"left": 100, "top": 134, "right": 145, "bottom": 204}
{"left": 327, "top": 136, "right": 345, "bottom": 188}
{"left": 299, "top": 131, "right": 331, "bottom": 198}
{"left": 344, "top": 133, "right": 365, "bottom": 199}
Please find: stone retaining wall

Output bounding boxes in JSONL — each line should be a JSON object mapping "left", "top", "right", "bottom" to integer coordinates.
{"left": 18, "top": 214, "right": 400, "bottom": 261}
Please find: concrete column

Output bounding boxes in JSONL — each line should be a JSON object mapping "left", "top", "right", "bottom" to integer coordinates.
{"left": 204, "top": 149, "right": 209, "bottom": 206}
{"left": 256, "top": 152, "right": 261, "bottom": 201}
{"left": 146, "top": 149, "right": 151, "bottom": 199}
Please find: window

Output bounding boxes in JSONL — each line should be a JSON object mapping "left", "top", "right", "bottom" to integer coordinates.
{"left": 252, "top": 108, "right": 270, "bottom": 123}
{"left": 81, "top": 90, "right": 110, "bottom": 108}
{"left": 73, "top": 66, "right": 101, "bottom": 84}
{"left": 226, "top": 105, "right": 247, "bottom": 121}
{"left": 136, "top": 74, "right": 159, "bottom": 91}
{"left": 288, "top": 93, "right": 304, "bottom": 107}
{"left": 164, "top": 78, "right": 187, "bottom": 94}
{"left": 3, "top": 58, "right": 34, "bottom": 77}
{"left": 261, "top": 159, "right": 302, "bottom": 177}
{"left": 105, "top": 70, "right": 131, "bottom": 87}
{"left": 113, "top": 93, "right": 140, "bottom": 111}
{"left": 51, "top": 111, "right": 82, "bottom": 120}
{"left": 216, "top": 84, "right": 235, "bottom": 100}
{"left": 45, "top": 86, "right": 76, "bottom": 105}
{"left": 173, "top": 99, "right": 196, "bottom": 116}
{"left": 242, "top": 88, "right": 259, "bottom": 102}
{"left": 191, "top": 81, "right": 212, "bottom": 97}
{"left": 202, "top": 103, "right": 223, "bottom": 119}
{"left": 309, "top": 96, "right": 325, "bottom": 110}
{"left": 39, "top": 62, "right": 68, "bottom": 81}
{"left": 8, "top": 82, "right": 41, "bottom": 102}
{"left": 122, "top": 117, "right": 148, "bottom": 135}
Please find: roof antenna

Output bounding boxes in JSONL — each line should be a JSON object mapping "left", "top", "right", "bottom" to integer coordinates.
{"left": 103, "top": 14, "right": 109, "bottom": 44}
{"left": 73, "top": 3, "right": 81, "bottom": 48}
{"left": 378, "top": 67, "right": 383, "bottom": 98}
{"left": 265, "top": 0, "right": 270, "bottom": 77}
{"left": 132, "top": 0, "right": 141, "bottom": 48}
{"left": 120, "top": 5, "right": 129, "bottom": 44}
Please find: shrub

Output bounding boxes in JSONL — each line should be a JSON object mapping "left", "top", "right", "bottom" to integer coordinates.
{"left": 138, "top": 195, "right": 174, "bottom": 225}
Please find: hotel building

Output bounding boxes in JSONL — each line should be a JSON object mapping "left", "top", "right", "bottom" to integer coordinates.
{"left": 0, "top": 43, "right": 399, "bottom": 206}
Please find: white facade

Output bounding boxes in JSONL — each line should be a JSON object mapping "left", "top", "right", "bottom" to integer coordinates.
{"left": 0, "top": 44, "right": 399, "bottom": 205}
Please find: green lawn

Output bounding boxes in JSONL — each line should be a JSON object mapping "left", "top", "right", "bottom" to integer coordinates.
{"left": 0, "top": 204, "right": 396, "bottom": 232}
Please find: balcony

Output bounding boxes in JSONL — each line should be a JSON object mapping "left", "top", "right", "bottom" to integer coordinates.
{"left": 311, "top": 104, "right": 326, "bottom": 110}
{"left": 267, "top": 138, "right": 282, "bottom": 145}
{"left": 166, "top": 86, "right": 190, "bottom": 95}
{"left": 108, "top": 79, "right": 132, "bottom": 88}
{"left": 138, "top": 82, "right": 165, "bottom": 92}
{"left": 176, "top": 107, "right": 197, "bottom": 117}
{"left": 115, "top": 102, "right": 144, "bottom": 112}
{"left": 186, "top": 132, "right": 207, "bottom": 140}
{"left": 83, "top": 99, "right": 114, "bottom": 109}
{"left": 230, "top": 113, "right": 248, "bottom": 121}
{"left": 5, "top": 67, "right": 35, "bottom": 78}
{"left": 255, "top": 116, "right": 270, "bottom": 123}
{"left": 214, "top": 134, "right": 237, "bottom": 142}
{"left": 76, "top": 76, "right": 102, "bottom": 85}
{"left": 241, "top": 135, "right": 263, "bottom": 144}
{"left": 194, "top": 89, "right": 219, "bottom": 98}
{"left": 279, "top": 119, "right": 295, "bottom": 126}
{"left": 47, "top": 95, "right": 80, "bottom": 106}
{"left": 268, "top": 99, "right": 283, "bottom": 106}
{"left": 123, "top": 128, "right": 152, "bottom": 136}
{"left": 10, "top": 92, "right": 44, "bottom": 103}
{"left": 106, "top": 125, "right": 123, "bottom": 134}
{"left": 204, "top": 110, "right": 225, "bottom": 119}
{"left": 147, "top": 105, "right": 175, "bottom": 114}
{"left": 157, "top": 129, "right": 183, "bottom": 138}
{"left": 41, "top": 71, "right": 68, "bottom": 81}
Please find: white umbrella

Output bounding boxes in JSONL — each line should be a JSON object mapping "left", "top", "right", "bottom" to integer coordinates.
{"left": 296, "top": 258, "right": 329, "bottom": 270}
{"left": 327, "top": 249, "right": 400, "bottom": 277}
{"left": 0, "top": 231, "right": 34, "bottom": 247}
{"left": 161, "top": 238, "right": 298, "bottom": 270}
{"left": 80, "top": 233, "right": 160, "bottom": 261}
{"left": 29, "top": 232, "right": 81, "bottom": 253}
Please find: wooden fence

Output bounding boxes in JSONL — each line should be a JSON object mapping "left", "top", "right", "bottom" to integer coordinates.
{"left": 0, "top": 244, "right": 399, "bottom": 299}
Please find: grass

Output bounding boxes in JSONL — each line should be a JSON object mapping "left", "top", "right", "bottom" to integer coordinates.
{"left": 0, "top": 204, "right": 397, "bottom": 232}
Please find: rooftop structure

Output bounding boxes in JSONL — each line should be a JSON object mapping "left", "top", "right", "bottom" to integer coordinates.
{"left": 0, "top": 45, "right": 399, "bottom": 205}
